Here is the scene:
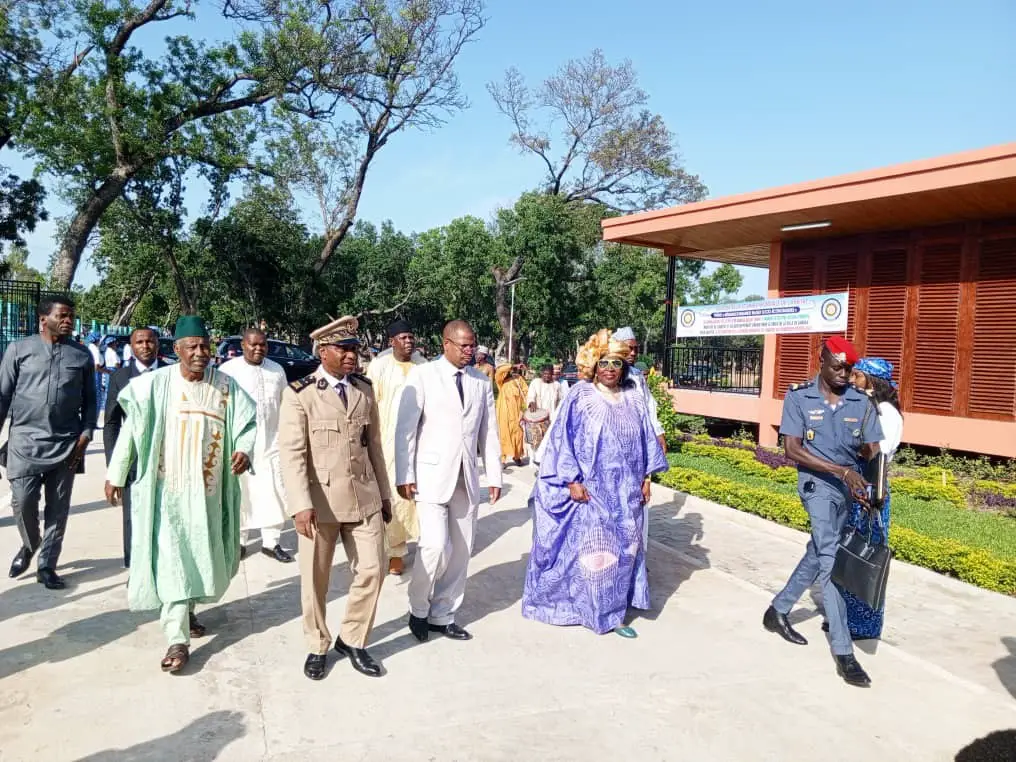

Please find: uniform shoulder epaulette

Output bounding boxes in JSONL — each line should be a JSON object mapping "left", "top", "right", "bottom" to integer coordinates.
{"left": 289, "top": 374, "right": 315, "bottom": 393}
{"left": 349, "top": 372, "right": 372, "bottom": 386}
{"left": 789, "top": 379, "right": 814, "bottom": 392}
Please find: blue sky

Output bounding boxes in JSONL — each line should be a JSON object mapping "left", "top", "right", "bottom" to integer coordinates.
{"left": 10, "top": 0, "right": 1016, "bottom": 298}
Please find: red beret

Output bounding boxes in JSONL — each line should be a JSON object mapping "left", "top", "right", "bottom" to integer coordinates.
{"left": 824, "top": 336, "right": 859, "bottom": 364}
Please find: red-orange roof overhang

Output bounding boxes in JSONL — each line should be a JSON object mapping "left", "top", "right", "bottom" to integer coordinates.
{"left": 601, "top": 142, "right": 1016, "bottom": 267}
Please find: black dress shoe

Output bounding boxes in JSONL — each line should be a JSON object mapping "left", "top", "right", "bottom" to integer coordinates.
{"left": 409, "top": 614, "right": 429, "bottom": 642}
{"left": 36, "top": 568, "right": 65, "bottom": 590}
{"left": 334, "top": 636, "right": 382, "bottom": 677}
{"left": 763, "top": 606, "right": 807, "bottom": 645}
{"left": 835, "top": 654, "right": 872, "bottom": 687}
{"left": 262, "top": 545, "right": 294, "bottom": 563}
{"left": 304, "top": 653, "right": 327, "bottom": 681}
{"left": 9, "top": 547, "right": 33, "bottom": 578}
{"left": 429, "top": 622, "right": 472, "bottom": 641}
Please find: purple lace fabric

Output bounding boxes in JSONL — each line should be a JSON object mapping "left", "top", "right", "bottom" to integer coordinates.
{"left": 522, "top": 381, "right": 668, "bottom": 634}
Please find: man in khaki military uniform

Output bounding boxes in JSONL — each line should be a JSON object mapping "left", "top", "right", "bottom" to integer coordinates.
{"left": 278, "top": 316, "right": 392, "bottom": 681}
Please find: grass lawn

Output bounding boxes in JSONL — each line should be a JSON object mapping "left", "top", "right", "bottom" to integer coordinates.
{"left": 668, "top": 452, "right": 1016, "bottom": 563}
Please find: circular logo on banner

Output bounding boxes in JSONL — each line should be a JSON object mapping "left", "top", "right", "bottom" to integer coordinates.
{"left": 680, "top": 310, "right": 696, "bottom": 328}
{"left": 820, "top": 298, "right": 842, "bottom": 322}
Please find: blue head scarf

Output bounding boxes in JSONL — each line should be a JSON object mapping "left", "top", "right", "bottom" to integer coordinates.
{"left": 854, "top": 357, "right": 897, "bottom": 388}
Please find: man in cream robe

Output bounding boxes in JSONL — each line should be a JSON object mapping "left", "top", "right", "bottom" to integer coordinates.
{"left": 367, "top": 319, "right": 426, "bottom": 575}
{"left": 218, "top": 328, "right": 294, "bottom": 563}
{"left": 105, "top": 316, "right": 255, "bottom": 673}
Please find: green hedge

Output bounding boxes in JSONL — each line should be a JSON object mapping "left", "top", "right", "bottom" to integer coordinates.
{"left": 891, "top": 477, "right": 967, "bottom": 510}
{"left": 676, "top": 442, "right": 798, "bottom": 485}
{"left": 658, "top": 466, "right": 1016, "bottom": 595}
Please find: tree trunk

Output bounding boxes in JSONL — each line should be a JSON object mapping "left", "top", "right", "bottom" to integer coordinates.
{"left": 162, "top": 239, "right": 195, "bottom": 314}
{"left": 50, "top": 170, "right": 133, "bottom": 288}
{"left": 111, "top": 272, "right": 156, "bottom": 325}
{"left": 492, "top": 255, "right": 524, "bottom": 361}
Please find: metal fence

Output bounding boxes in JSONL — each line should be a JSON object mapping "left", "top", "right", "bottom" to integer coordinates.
{"left": 668, "top": 344, "right": 763, "bottom": 395}
{"left": 0, "top": 281, "right": 73, "bottom": 356}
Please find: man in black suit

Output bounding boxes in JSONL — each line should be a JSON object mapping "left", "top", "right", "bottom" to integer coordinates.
{"left": 104, "top": 327, "right": 160, "bottom": 567}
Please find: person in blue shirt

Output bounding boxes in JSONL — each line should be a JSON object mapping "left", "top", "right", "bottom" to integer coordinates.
{"left": 763, "top": 336, "right": 882, "bottom": 687}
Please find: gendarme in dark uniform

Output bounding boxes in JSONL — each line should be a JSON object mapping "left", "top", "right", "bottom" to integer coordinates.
{"left": 764, "top": 336, "right": 882, "bottom": 686}
{"left": 0, "top": 297, "right": 97, "bottom": 588}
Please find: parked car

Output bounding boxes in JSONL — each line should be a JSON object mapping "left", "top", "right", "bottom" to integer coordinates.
{"left": 158, "top": 337, "right": 178, "bottom": 365}
{"left": 678, "top": 361, "right": 722, "bottom": 387}
{"left": 215, "top": 336, "right": 318, "bottom": 382}
{"left": 560, "top": 362, "right": 579, "bottom": 385}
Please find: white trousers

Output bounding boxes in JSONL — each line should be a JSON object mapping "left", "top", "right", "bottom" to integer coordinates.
{"left": 408, "top": 474, "right": 477, "bottom": 625}
{"left": 243, "top": 525, "right": 283, "bottom": 548}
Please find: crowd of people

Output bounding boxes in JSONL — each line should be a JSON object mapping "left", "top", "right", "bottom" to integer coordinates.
{"left": 0, "top": 295, "right": 900, "bottom": 688}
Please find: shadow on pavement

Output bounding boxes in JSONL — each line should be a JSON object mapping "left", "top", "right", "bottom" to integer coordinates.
{"left": 71, "top": 710, "right": 247, "bottom": 762}
{"left": 993, "top": 636, "right": 1016, "bottom": 700}
{"left": 636, "top": 492, "right": 711, "bottom": 621}
{"left": 472, "top": 504, "right": 531, "bottom": 557}
{"left": 0, "top": 607, "right": 157, "bottom": 681}
{"left": 186, "top": 564, "right": 350, "bottom": 673}
{"left": 954, "top": 729, "right": 1016, "bottom": 761}
{"left": 0, "top": 555, "right": 124, "bottom": 624}
{"left": 0, "top": 498, "right": 112, "bottom": 530}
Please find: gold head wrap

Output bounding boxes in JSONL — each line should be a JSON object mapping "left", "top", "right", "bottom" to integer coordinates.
{"left": 575, "top": 329, "right": 628, "bottom": 381}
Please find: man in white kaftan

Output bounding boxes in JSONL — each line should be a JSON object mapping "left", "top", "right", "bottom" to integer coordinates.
{"left": 367, "top": 319, "right": 426, "bottom": 575}
{"left": 613, "top": 327, "right": 667, "bottom": 550}
{"left": 218, "top": 328, "right": 294, "bottom": 563}
{"left": 105, "top": 316, "right": 255, "bottom": 673}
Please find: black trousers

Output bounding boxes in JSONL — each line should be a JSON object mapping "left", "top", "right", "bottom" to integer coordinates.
{"left": 121, "top": 472, "right": 135, "bottom": 568}
{"left": 10, "top": 465, "right": 77, "bottom": 570}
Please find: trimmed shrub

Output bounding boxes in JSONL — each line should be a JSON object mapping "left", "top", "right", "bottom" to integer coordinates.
{"left": 658, "top": 466, "right": 1016, "bottom": 595}
{"left": 892, "top": 477, "right": 967, "bottom": 510}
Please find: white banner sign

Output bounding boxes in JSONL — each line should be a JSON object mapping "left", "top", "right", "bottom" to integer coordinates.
{"left": 676, "top": 292, "right": 849, "bottom": 338}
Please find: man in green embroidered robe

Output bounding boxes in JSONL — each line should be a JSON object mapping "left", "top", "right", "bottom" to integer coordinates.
{"left": 105, "top": 316, "right": 256, "bottom": 673}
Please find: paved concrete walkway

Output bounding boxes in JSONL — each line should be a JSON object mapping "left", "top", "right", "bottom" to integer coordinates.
{"left": 1, "top": 439, "right": 1015, "bottom": 761}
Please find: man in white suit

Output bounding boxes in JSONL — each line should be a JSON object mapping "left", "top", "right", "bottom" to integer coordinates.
{"left": 395, "top": 320, "right": 502, "bottom": 642}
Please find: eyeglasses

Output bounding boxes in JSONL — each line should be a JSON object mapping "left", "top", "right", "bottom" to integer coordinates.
{"left": 597, "top": 358, "right": 624, "bottom": 369}
{"left": 444, "top": 338, "right": 477, "bottom": 350}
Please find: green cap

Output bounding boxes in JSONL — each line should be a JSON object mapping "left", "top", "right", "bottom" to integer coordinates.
{"left": 174, "top": 315, "right": 209, "bottom": 340}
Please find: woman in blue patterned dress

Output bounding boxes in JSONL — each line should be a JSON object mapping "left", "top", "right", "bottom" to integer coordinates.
{"left": 522, "top": 329, "right": 668, "bottom": 638}
{"left": 836, "top": 357, "right": 904, "bottom": 639}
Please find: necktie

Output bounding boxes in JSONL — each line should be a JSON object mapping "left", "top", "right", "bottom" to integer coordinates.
{"left": 455, "top": 371, "right": 464, "bottom": 405}
{"left": 336, "top": 382, "right": 348, "bottom": 408}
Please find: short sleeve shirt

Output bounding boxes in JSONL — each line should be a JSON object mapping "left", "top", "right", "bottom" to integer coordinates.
{"left": 780, "top": 375, "right": 883, "bottom": 487}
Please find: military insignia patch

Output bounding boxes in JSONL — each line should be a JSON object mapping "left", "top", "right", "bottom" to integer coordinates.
{"left": 288, "top": 375, "right": 316, "bottom": 393}
{"left": 806, "top": 429, "right": 815, "bottom": 441}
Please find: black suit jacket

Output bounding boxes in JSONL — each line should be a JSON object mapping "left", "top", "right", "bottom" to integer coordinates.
{"left": 104, "top": 360, "right": 157, "bottom": 465}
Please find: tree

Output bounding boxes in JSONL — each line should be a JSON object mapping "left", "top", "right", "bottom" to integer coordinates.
{"left": 24, "top": 0, "right": 369, "bottom": 288}
{"left": 694, "top": 263, "right": 743, "bottom": 305}
{"left": 276, "top": 0, "right": 485, "bottom": 276}
{"left": 0, "top": 0, "right": 72, "bottom": 253}
{"left": 584, "top": 245, "right": 707, "bottom": 356}
{"left": 0, "top": 244, "right": 46, "bottom": 283}
{"left": 488, "top": 49, "right": 706, "bottom": 212}
{"left": 493, "top": 193, "right": 600, "bottom": 358}
{"left": 486, "top": 49, "right": 707, "bottom": 351}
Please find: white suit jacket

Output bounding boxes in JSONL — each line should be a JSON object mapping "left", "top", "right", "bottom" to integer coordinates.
{"left": 394, "top": 356, "right": 502, "bottom": 505}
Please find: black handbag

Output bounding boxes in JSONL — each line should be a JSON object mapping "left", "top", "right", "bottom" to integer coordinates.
{"left": 832, "top": 512, "right": 892, "bottom": 611}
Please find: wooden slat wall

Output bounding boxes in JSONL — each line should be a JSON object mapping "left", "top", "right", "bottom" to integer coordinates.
{"left": 969, "top": 236, "right": 1016, "bottom": 419}
{"left": 910, "top": 242, "right": 962, "bottom": 415}
{"left": 776, "top": 219, "right": 1016, "bottom": 422}
{"left": 864, "top": 248, "right": 908, "bottom": 386}
{"left": 775, "top": 254, "right": 815, "bottom": 397}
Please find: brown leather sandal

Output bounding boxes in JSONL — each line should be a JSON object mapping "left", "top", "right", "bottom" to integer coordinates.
{"left": 189, "top": 613, "right": 206, "bottom": 638}
{"left": 160, "top": 644, "right": 189, "bottom": 673}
